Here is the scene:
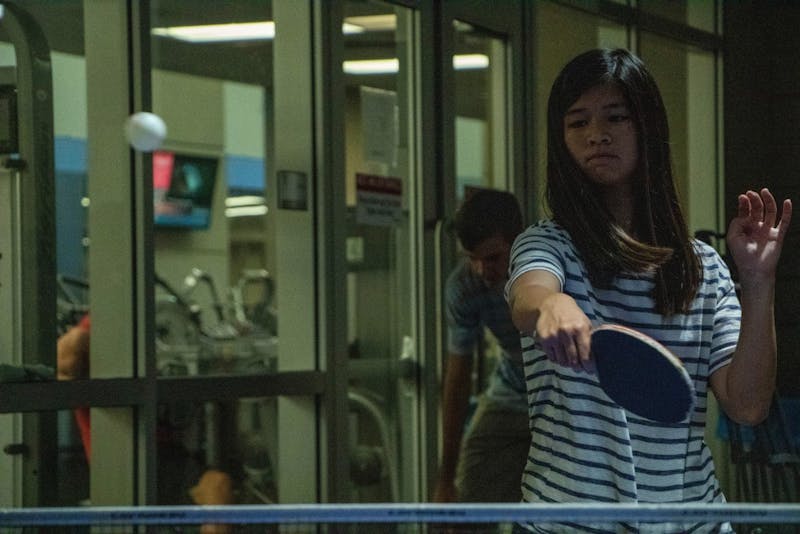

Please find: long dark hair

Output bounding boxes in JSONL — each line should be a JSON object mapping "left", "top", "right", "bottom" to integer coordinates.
{"left": 546, "top": 48, "right": 700, "bottom": 316}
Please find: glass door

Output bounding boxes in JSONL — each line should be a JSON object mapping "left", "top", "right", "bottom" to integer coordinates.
{"left": 336, "top": 0, "right": 528, "bottom": 503}
{"left": 0, "top": 0, "right": 326, "bottom": 507}
{"left": 430, "top": 0, "right": 529, "bottom": 502}
{"left": 341, "top": 0, "right": 421, "bottom": 502}
{"left": 440, "top": 1, "right": 527, "bottom": 205}
{"left": 148, "top": 0, "right": 324, "bottom": 505}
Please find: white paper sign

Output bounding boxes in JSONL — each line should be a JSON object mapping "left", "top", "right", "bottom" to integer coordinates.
{"left": 355, "top": 173, "right": 402, "bottom": 227}
{"left": 360, "top": 86, "right": 397, "bottom": 167}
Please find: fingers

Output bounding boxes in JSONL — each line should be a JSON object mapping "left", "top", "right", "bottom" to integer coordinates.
{"left": 737, "top": 193, "right": 750, "bottom": 219}
{"left": 778, "top": 198, "right": 793, "bottom": 241}
{"left": 576, "top": 326, "right": 593, "bottom": 372}
{"left": 535, "top": 293, "right": 594, "bottom": 372}
{"left": 760, "top": 188, "right": 778, "bottom": 228}
{"left": 738, "top": 188, "right": 793, "bottom": 236}
{"left": 747, "top": 189, "right": 765, "bottom": 224}
{"left": 758, "top": 189, "right": 793, "bottom": 240}
{"left": 540, "top": 324, "right": 593, "bottom": 373}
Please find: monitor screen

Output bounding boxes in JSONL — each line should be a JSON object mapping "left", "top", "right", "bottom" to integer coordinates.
{"left": 153, "top": 151, "right": 218, "bottom": 229}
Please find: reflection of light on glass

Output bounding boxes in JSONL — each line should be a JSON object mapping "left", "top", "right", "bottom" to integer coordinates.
{"left": 344, "top": 14, "right": 397, "bottom": 32}
{"left": 343, "top": 54, "right": 489, "bottom": 75}
{"left": 342, "top": 23, "right": 365, "bottom": 34}
{"left": 152, "top": 21, "right": 275, "bottom": 42}
{"left": 343, "top": 58, "right": 400, "bottom": 75}
{"left": 153, "top": 21, "right": 364, "bottom": 43}
{"left": 225, "top": 195, "right": 268, "bottom": 217}
{"left": 453, "top": 54, "right": 490, "bottom": 70}
{"left": 453, "top": 20, "right": 475, "bottom": 32}
{"left": 226, "top": 205, "right": 268, "bottom": 218}
{"left": 225, "top": 195, "right": 266, "bottom": 208}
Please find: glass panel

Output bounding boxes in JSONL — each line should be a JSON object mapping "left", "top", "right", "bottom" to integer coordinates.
{"left": 532, "top": 3, "right": 627, "bottom": 211}
{"left": 453, "top": 21, "right": 508, "bottom": 200}
{"left": 156, "top": 396, "right": 286, "bottom": 505}
{"left": 448, "top": 17, "right": 514, "bottom": 462}
{"left": 150, "top": 0, "right": 278, "bottom": 379}
{"left": 0, "top": 0, "right": 90, "bottom": 507}
{"left": 638, "top": 34, "right": 720, "bottom": 236}
{"left": 150, "top": 0, "right": 289, "bottom": 506}
{"left": 639, "top": 0, "right": 717, "bottom": 34}
{"left": 343, "top": 0, "right": 418, "bottom": 502}
{"left": 0, "top": 410, "right": 89, "bottom": 507}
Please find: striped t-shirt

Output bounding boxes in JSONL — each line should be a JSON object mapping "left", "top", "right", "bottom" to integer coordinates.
{"left": 506, "top": 220, "right": 741, "bottom": 534}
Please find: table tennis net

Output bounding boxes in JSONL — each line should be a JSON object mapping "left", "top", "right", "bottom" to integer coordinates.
{"left": 2, "top": 503, "right": 800, "bottom": 533}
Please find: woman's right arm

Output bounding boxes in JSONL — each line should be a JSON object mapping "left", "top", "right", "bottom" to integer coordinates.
{"left": 508, "top": 270, "right": 593, "bottom": 371}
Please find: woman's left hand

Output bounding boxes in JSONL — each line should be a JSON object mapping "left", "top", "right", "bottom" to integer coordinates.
{"left": 727, "top": 188, "right": 792, "bottom": 281}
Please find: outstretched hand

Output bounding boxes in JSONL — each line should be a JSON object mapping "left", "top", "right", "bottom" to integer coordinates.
{"left": 726, "top": 188, "right": 792, "bottom": 281}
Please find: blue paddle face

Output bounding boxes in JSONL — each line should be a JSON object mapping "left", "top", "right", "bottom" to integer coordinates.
{"left": 591, "top": 325, "right": 695, "bottom": 423}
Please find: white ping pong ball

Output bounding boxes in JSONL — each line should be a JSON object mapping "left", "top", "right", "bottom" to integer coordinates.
{"left": 124, "top": 111, "right": 167, "bottom": 152}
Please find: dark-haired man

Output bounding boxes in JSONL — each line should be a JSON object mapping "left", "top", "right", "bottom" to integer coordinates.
{"left": 433, "top": 189, "right": 529, "bottom": 505}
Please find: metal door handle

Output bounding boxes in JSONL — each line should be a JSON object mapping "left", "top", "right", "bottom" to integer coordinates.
{"left": 3, "top": 442, "right": 28, "bottom": 455}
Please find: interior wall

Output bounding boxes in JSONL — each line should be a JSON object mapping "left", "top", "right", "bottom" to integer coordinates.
{"left": 152, "top": 69, "right": 228, "bottom": 313}
{"left": 724, "top": 1, "right": 800, "bottom": 396}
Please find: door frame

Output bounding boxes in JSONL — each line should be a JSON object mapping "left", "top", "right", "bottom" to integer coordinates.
{"left": 420, "top": 0, "right": 532, "bottom": 500}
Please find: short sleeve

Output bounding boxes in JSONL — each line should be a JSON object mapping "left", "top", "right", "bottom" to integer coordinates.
{"left": 505, "top": 220, "right": 567, "bottom": 301}
{"left": 445, "top": 264, "right": 480, "bottom": 357}
{"left": 708, "top": 254, "right": 741, "bottom": 375}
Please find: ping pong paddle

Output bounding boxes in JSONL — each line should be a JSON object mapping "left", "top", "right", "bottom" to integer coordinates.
{"left": 591, "top": 324, "right": 695, "bottom": 423}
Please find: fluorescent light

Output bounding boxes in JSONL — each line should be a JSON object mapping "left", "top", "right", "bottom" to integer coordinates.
{"left": 225, "top": 195, "right": 266, "bottom": 208}
{"left": 225, "top": 205, "right": 268, "bottom": 218}
{"left": 344, "top": 14, "right": 397, "bottom": 32}
{"left": 153, "top": 21, "right": 365, "bottom": 43}
{"left": 344, "top": 58, "right": 399, "bottom": 75}
{"left": 453, "top": 54, "right": 490, "bottom": 70}
{"left": 152, "top": 21, "right": 275, "bottom": 43}
{"left": 344, "top": 54, "right": 490, "bottom": 75}
{"left": 342, "top": 22, "right": 366, "bottom": 35}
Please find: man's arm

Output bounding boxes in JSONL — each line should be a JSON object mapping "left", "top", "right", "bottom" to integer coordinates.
{"left": 57, "top": 322, "right": 90, "bottom": 380}
{"left": 57, "top": 317, "right": 92, "bottom": 460}
{"left": 433, "top": 353, "right": 473, "bottom": 502}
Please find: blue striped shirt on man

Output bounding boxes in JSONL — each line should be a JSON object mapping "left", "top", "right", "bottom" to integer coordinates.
{"left": 447, "top": 260, "right": 527, "bottom": 411}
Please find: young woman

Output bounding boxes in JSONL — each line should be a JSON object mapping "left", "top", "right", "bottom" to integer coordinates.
{"left": 506, "top": 48, "right": 792, "bottom": 533}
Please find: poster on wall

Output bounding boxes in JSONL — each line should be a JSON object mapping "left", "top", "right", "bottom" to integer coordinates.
{"left": 355, "top": 173, "right": 402, "bottom": 227}
{"left": 360, "top": 86, "right": 397, "bottom": 168}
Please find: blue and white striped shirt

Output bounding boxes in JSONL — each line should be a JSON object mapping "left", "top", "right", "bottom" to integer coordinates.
{"left": 506, "top": 220, "right": 741, "bottom": 533}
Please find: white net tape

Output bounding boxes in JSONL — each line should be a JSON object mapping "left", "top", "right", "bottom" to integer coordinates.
{"left": 1, "top": 503, "right": 799, "bottom": 527}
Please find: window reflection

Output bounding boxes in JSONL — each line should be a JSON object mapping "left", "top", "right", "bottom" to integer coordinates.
{"left": 151, "top": 0, "right": 276, "bottom": 380}
{"left": 453, "top": 20, "right": 507, "bottom": 199}
{"left": 343, "top": 0, "right": 418, "bottom": 502}
{"left": 157, "top": 397, "right": 278, "bottom": 505}
{"left": 151, "top": 0, "right": 277, "bottom": 505}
